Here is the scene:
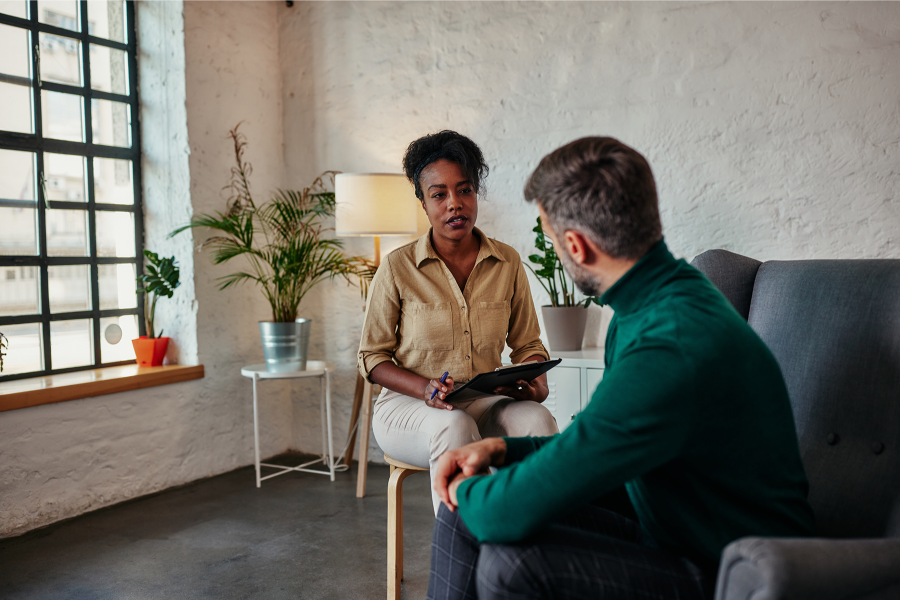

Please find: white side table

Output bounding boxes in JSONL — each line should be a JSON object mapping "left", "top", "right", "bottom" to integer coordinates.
{"left": 241, "top": 361, "right": 341, "bottom": 487}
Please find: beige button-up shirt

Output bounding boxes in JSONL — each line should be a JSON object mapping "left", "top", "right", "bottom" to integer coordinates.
{"left": 358, "top": 228, "right": 548, "bottom": 384}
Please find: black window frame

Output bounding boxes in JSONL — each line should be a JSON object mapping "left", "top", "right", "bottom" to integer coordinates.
{"left": 0, "top": 0, "right": 144, "bottom": 383}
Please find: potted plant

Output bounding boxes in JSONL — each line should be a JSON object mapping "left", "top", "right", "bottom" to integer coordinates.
{"left": 170, "top": 124, "right": 372, "bottom": 372}
{"left": 133, "top": 250, "right": 181, "bottom": 367}
{"left": 0, "top": 331, "right": 7, "bottom": 372}
{"left": 525, "top": 217, "right": 603, "bottom": 351}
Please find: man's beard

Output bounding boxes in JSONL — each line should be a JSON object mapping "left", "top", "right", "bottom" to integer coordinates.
{"left": 558, "top": 247, "right": 605, "bottom": 297}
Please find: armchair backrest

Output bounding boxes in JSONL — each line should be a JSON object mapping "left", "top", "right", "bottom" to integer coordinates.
{"left": 692, "top": 250, "right": 900, "bottom": 539}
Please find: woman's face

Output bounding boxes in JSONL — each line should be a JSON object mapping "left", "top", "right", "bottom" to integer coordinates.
{"left": 418, "top": 159, "right": 478, "bottom": 243}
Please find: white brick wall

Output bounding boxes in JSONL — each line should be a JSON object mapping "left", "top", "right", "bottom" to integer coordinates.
{"left": 2, "top": 1, "right": 898, "bottom": 537}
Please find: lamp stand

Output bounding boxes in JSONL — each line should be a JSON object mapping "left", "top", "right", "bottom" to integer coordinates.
{"left": 344, "top": 234, "right": 383, "bottom": 495}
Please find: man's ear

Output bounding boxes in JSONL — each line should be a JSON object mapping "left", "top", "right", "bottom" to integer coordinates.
{"left": 563, "top": 229, "right": 599, "bottom": 266}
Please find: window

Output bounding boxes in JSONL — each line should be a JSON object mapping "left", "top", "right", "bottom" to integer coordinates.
{"left": 0, "top": 1, "right": 143, "bottom": 381}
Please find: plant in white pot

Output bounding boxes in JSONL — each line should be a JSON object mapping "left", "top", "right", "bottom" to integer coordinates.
{"left": 171, "top": 124, "right": 373, "bottom": 372}
{"left": 525, "top": 217, "right": 603, "bottom": 352}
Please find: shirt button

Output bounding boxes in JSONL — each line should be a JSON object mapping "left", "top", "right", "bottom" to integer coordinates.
{"left": 464, "top": 330, "right": 469, "bottom": 335}
{"left": 465, "top": 355, "right": 470, "bottom": 360}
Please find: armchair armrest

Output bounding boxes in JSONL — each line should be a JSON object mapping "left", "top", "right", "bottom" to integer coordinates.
{"left": 715, "top": 536, "right": 900, "bottom": 600}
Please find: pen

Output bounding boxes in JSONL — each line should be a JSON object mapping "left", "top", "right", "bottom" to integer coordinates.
{"left": 430, "top": 371, "right": 449, "bottom": 400}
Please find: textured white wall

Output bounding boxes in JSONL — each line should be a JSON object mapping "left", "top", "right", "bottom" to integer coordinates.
{"left": 279, "top": 1, "right": 900, "bottom": 456}
{"left": 0, "top": 0, "right": 289, "bottom": 538}
{"left": 3, "top": 0, "right": 899, "bottom": 537}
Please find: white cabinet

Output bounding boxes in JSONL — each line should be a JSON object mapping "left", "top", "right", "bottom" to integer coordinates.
{"left": 543, "top": 349, "right": 605, "bottom": 431}
{"left": 585, "top": 368, "right": 604, "bottom": 408}
{"left": 546, "top": 366, "right": 582, "bottom": 431}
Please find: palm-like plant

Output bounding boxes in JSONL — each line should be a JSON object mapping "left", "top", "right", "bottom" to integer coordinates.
{"left": 525, "top": 217, "right": 602, "bottom": 308}
{"left": 170, "top": 124, "right": 373, "bottom": 322}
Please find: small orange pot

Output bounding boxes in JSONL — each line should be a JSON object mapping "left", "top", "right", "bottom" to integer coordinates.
{"left": 132, "top": 336, "right": 170, "bottom": 367}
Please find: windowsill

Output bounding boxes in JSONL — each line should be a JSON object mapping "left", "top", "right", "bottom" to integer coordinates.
{"left": 0, "top": 364, "right": 205, "bottom": 413}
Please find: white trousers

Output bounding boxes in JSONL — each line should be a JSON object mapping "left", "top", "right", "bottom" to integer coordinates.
{"left": 371, "top": 388, "right": 560, "bottom": 513}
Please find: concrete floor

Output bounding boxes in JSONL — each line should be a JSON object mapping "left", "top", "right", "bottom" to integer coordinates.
{"left": 0, "top": 454, "right": 435, "bottom": 599}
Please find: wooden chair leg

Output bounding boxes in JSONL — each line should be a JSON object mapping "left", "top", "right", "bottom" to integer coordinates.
{"left": 344, "top": 373, "right": 366, "bottom": 467}
{"left": 356, "top": 379, "right": 374, "bottom": 498}
{"left": 387, "top": 466, "right": 415, "bottom": 600}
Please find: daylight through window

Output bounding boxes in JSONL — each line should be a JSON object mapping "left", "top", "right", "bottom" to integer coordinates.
{"left": 0, "top": 0, "right": 143, "bottom": 381}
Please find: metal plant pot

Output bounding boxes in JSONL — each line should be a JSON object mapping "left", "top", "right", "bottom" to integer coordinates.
{"left": 541, "top": 306, "right": 588, "bottom": 352}
{"left": 258, "top": 319, "right": 312, "bottom": 372}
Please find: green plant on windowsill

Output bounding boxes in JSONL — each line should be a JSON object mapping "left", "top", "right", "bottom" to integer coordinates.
{"left": 525, "top": 217, "right": 603, "bottom": 308}
{"left": 135, "top": 250, "right": 181, "bottom": 339}
{"left": 133, "top": 250, "right": 180, "bottom": 367}
{"left": 0, "top": 331, "right": 7, "bottom": 372}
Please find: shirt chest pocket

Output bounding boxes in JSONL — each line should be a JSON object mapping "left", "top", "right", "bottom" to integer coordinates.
{"left": 406, "top": 302, "right": 454, "bottom": 351}
{"left": 473, "top": 300, "right": 510, "bottom": 351}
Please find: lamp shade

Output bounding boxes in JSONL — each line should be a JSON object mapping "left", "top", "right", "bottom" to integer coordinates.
{"left": 335, "top": 173, "right": 419, "bottom": 236}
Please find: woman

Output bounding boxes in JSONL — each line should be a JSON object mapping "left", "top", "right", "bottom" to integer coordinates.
{"left": 358, "top": 130, "right": 558, "bottom": 511}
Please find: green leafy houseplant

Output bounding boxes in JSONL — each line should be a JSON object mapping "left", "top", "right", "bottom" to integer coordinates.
{"left": 525, "top": 217, "right": 602, "bottom": 308}
{"left": 170, "top": 124, "right": 372, "bottom": 323}
{"left": 0, "top": 331, "right": 7, "bottom": 372}
{"left": 135, "top": 250, "right": 181, "bottom": 339}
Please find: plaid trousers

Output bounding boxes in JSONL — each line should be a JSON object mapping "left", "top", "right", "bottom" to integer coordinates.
{"left": 426, "top": 502, "right": 713, "bottom": 600}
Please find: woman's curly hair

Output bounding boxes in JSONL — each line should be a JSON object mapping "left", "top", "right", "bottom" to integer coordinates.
{"left": 402, "top": 130, "right": 489, "bottom": 200}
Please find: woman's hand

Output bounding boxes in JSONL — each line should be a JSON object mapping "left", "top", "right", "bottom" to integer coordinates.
{"left": 425, "top": 375, "right": 456, "bottom": 410}
{"left": 493, "top": 374, "right": 549, "bottom": 402}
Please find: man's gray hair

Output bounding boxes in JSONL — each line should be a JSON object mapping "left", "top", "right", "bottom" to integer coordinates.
{"left": 524, "top": 137, "right": 663, "bottom": 260}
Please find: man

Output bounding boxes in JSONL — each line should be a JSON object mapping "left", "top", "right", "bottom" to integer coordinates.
{"left": 426, "top": 137, "right": 815, "bottom": 600}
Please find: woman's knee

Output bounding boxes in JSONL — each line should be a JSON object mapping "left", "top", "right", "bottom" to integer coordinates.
{"left": 430, "top": 409, "right": 480, "bottom": 459}
{"left": 483, "top": 401, "right": 560, "bottom": 438}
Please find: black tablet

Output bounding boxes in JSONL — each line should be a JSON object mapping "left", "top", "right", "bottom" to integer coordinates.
{"left": 444, "top": 358, "right": 563, "bottom": 402}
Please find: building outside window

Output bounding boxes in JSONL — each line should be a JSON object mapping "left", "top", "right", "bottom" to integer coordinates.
{"left": 0, "top": 0, "right": 143, "bottom": 381}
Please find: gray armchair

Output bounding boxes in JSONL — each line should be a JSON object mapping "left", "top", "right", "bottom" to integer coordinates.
{"left": 691, "top": 250, "right": 900, "bottom": 600}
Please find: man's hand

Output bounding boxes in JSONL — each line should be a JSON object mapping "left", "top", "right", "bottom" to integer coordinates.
{"left": 433, "top": 438, "right": 507, "bottom": 510}
{"left": 424, "top": 375, "right": 456, "bottom": 410}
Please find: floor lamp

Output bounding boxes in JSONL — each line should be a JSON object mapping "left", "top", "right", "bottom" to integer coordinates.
{"left": 335, "top": 174, "right": 419, "bottom": 497}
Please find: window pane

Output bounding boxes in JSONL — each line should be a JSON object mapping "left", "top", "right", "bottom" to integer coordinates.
{"left": 93, "top": 157, "right": 133, "bottom": 205}
{"left": 46, "top": 208, "right": 89, "bottom": 256}
{"left": 0, "top": 24, "right": 31, "bottom": 79}
{"left": 0, "top": 322, "right": 43, "bottom": 376}
{"left": 48, "top": 264, "right": 91, "bottom": 313}
{"left": 39, "top": 32, "right": 83, "bottom": 87}
{"left": 0, "top": 208, "right": 38, "bottom": 255}
{"left": 50, "top": 318, "right": 93, "bottom": 369}
{"left": 0, "top": 266, "right": 39, "bottom": 316}
{"left": 0, "top": 81, "right": 34, "bottom": 134}
{"left": 41, "top": 90, "right": 84, "bottom": 142}
{"left": 38, "top": 1, "right": 81, "bottom": 32}
{"left": 45, "top": 152, "right": 86, "bottom": 202}
{"left": 99, "top": 263, "right": 136, "bottom": 309}
{"left": 87, "top": 1, "right": 125, "bottom": 43}
{"left": 0, "top": 148, "right": 35, "bottom": 201}
{"left": 91, "top": 98, "right": 130, "bottom": 147}
{"left": 89, "top": 44, "right": 128, "bottom": 95}
{"left": 100, "top": 314, "right": 137, "bottom": 363}
{"left": 0, "top": 1, "right": 29, "bottom": 19}
{"left": 95, "top": 210, "right": 134, "bottom": 257}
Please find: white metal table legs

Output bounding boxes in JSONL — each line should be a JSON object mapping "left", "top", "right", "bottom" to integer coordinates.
{"left": 251, "top": 370, "right": 337, "bottom": 487}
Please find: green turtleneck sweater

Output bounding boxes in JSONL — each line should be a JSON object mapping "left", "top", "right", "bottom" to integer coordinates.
{"left": 456, "top": 240, "right": 815, "bottom": 567}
